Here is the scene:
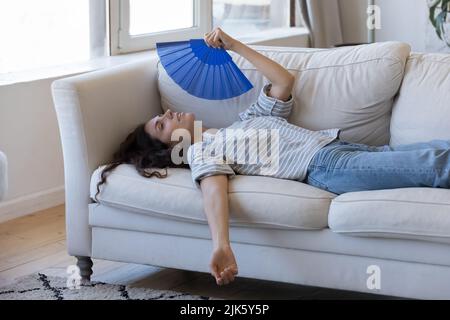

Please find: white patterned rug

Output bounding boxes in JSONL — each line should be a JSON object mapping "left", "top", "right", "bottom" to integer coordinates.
{"left": 0, "top": 273, "right": 212, "bottom": 300}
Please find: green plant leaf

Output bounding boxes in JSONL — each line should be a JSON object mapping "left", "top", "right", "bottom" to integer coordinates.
{"left": 430, "top": 6, "right": 437, "bottom": 27}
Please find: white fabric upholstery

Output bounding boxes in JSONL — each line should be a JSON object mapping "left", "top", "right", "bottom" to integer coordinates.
{"left": 328, "top": 188, "right": 450, "bottom": 243}
{"left": 0, "top": 151, "right": 7, "bottom": 201}
{"left": 390, "top": 53, "right": 450, "bottom": 147}
{"left": 90, "top": 164, "right": 336, "bottom": 230}
{"left": 89, "top": 203, "right": 450, "bottom": 267}
{"left": 91, "top": 227, "right": 450, "bottom": 300}
{"left": 158, "top": 42, "right": 411, "bottom": 146}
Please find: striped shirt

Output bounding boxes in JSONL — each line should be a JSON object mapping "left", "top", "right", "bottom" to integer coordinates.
{"left": 187, "top": 83, "right": 341, "bottom": 188}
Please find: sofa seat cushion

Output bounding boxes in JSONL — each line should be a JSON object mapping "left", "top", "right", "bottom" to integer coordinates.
{"left": 89, "top": 203, "right": 450, "bottom": 266}
{"left": 90, "top": 164, "right": 336, "bottom": 230}
{"left": 328, "top": 188, "right": 450, "bottom": 243}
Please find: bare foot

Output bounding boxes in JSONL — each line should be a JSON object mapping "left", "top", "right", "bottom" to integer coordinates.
{"left": 209, "top": 245, "right": 238, "bottom": 286}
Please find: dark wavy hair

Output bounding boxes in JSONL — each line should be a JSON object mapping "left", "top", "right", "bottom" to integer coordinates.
{"left": 94, "top": 123, "right": 188, "bottom": 202}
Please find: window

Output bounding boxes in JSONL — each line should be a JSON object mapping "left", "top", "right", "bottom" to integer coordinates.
{"left": 110, "top": 0, "right": 303, "bottom": 55}
{"left": 110, "top": 0, "right": 212, "bottom": 54}
{"left": 213, "top": 0, "right": 295, "bottom": 38}
{"left": 0, "top": 0, "right": 106, "bottom": 75}
{"left": 129, "top": 0, "right": 195, "bottom": 36}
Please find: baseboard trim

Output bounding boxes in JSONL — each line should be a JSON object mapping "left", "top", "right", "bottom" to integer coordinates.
{"left": 0, "top": 186, "right": 65, "bottom": 223}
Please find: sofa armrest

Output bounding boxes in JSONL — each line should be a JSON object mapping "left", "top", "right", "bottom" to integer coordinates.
{"left": 51, "top": 57, "right": 162, "bottom": 257}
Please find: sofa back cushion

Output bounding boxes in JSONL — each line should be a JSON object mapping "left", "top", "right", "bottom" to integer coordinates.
{"left": 390, "top": 53, "right": 450, "bottom": 147}
{"left": 158, "top": 42, "right": 411, "bottom": 146}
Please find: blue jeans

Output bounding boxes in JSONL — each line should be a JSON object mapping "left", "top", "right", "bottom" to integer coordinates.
{"left": 305, "top": 139, "right": 450, "bottom": 195}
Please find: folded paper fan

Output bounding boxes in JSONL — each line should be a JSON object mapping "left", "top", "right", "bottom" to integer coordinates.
{"left": 156, "top": 39, "right": 254, "bottom": 100}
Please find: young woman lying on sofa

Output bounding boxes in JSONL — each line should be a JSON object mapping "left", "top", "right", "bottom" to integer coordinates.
{"left": 95, "top": 28, "right": 450, "bottom": 287}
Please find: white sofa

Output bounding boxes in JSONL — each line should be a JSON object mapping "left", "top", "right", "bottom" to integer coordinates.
{"left": 51, "top": 42, "right": 450, "bottom": 299}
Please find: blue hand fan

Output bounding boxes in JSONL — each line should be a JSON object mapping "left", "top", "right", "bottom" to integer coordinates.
{"left": 156, "top": 39, "right": 254, "bottom": 100}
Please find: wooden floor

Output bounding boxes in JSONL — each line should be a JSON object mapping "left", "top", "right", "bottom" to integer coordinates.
{"left": 0, "top": 205, "right": 387, "bottom": 300}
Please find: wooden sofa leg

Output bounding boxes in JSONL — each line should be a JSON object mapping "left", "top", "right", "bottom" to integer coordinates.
{"left": 76, "top": 256, "right": 93, "bottom": 284}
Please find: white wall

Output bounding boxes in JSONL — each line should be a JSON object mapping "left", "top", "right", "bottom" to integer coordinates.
{"left": 0, "top": 78, "right": 66, "bottom": 222}
{"left": 338, "top": 0, "right": 444, "bottom": 53}
{"left": 374, "top": 0, "right": 429, "bottom": 52}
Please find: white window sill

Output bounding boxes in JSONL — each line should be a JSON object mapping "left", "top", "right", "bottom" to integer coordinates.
{"left": 0, "top": 27, "right": 309, "bottom": 87}
{"left": 0, "top": 50, "right": 158, "bottom": 87}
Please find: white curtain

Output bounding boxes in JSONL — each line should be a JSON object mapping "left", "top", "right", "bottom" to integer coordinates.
{"left": 299, "top": 0, "right": 343, "bottom": 48}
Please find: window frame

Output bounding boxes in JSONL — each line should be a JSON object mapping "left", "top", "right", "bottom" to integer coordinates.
{"left": 109, "top": 0, "right": 212, "bottom": 55}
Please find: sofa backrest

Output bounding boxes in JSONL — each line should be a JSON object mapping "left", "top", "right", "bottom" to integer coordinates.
{"left": 158, "top": 41, "right": 411, "bottom": 146}
{"left": 390, "top": 53, "right": 450, "bottom": 147}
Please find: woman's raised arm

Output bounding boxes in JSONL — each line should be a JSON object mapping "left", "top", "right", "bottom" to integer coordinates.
{"left": 205, "top": 28, "right": 295, "bottom": 101}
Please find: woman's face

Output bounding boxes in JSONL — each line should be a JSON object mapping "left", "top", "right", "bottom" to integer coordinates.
{"left": 144, "top": 109, "right": 195, "bottom": 145}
